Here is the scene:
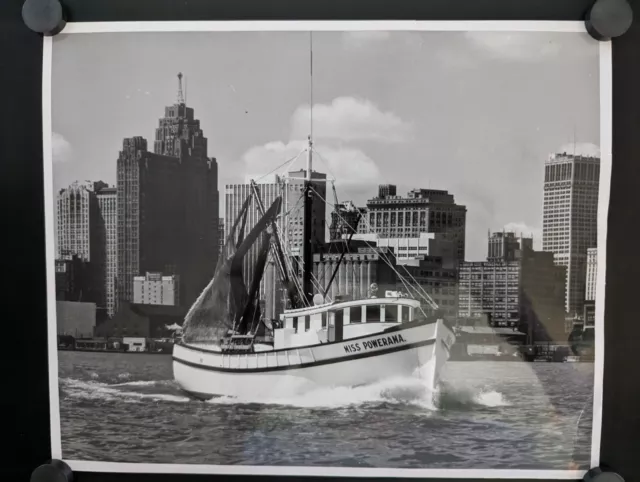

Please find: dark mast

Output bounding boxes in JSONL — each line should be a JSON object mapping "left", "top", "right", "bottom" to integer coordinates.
{"left": 302, "top": 135, "right": 314, "bottom": 306}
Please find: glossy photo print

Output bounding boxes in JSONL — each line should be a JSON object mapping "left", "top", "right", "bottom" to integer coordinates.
{"left": 43, "top": 21, "right": 611, "bottom": 478}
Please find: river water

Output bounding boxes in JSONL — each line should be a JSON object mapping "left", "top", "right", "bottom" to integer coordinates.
{"left": 58, "top": 351, "right": 593, "bottom": 469}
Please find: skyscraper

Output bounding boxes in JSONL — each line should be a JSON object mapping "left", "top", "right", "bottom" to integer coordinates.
{"left": 57, "top": 180, "right": 105, "bottom": 262}
{"left": 56, "top": 180, "right": 107, "bottom": 307}
{"left": 96, "top": 186, "right": 117, "bottom": 317}
{"left": 542, "top": 152, "right": 600, "bottom": 315}
{"left": 117, "top": 74, "right": 219, "bottom": 309}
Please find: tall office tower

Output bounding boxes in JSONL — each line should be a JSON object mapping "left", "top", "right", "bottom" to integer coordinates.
{"left": 117, "top": 74, "right": 219, "bottom": 309}
{"left": 225, "top": 169, "right": 327, "bottom": 318}
{"left": 365, "top": 186, "right": 467, "bottom": 265}
{"left": 56, "top": 180, "right": 107, "bottom": 306}
{"left": 542, "top": 152, "right": 600, "bottom": 315}
{"left": 96, "top": 186, "right": 118, "bottom": 317}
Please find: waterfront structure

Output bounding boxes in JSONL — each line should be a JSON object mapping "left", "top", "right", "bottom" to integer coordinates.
{"left": 458, "top": 233, "right": 566, "bottom": 343}
{"left": 586, "top": 247, "right": 597, "bottom": 301}
{"left": 117, "top": 74, "right": 219, "bottom": 309}
{"left": 542, "top": 152, "right": 600, "bottom": 315}
{"left": 56, "top": 301, "right": 97, "bottom": 339}
{"left": 97, "top": 186, "right": 117, "bottom": 317}
{"left": 133, "top": 272, "right": 180, "bottom": 306}
{"left": 363, "top": 186, "right": 467, "bottom": 264}
{"left": 55, "top": 254, "right": 102, "bottom": 305}
{"left": 95, "top": 301, "right": 187, "bottom": 339}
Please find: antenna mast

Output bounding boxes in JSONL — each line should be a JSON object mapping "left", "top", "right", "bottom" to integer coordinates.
{"left": 177, "top": 72, "right": 185, "bottom": 104}
{"left": 302, "top": 32, "right": 314, "bottom": 305}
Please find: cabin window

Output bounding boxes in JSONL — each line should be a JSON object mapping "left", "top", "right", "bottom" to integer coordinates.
{"left": 322, "top": 312, "right": 328, "bottom": 329}
{"left": 366, "top": 305, "right": 381, "bottom": 322}
{"left": 350, "top": 306, "right": 362, "bottom": 323}
{"left": 305, "top": 316, "right": 310, "bottom": 332}
{"left": 385, "top": 305, "right": 399, "bottom": 322}
{"left": 293, "top": 318, "right": 298, "bottom": 333}
{"left": 402, "top": 307, "right": 410, "bottom": 322}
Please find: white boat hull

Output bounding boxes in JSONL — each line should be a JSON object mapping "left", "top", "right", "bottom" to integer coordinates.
{"left": 172, "top": 319, "right": 455, "bottom": 400}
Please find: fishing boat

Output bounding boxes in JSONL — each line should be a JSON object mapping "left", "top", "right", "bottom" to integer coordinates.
{"left": 172, "top": 134, "right": 456, "bottom": 400}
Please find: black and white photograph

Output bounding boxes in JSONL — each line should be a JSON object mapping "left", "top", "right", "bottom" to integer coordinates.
{"left": 44, "top": 21, "right": 611, "bottom": 477}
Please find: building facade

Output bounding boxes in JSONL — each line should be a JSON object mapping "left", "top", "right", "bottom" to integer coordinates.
{"left": 487, "top": 231, "right": 522, "bottom": 262}
{"left": 586, "top": 247, "right": 597, "bottom": 301}
{"left": 396, "top": 256, "right": 458, "bottom": 317}
{"left": 329, "top": 200, "right": 366, "bottom": 241}
{"left": 352, "top": 232, "right": 456, "bottom": 268}
{"left": 56, "top": 180, "right": 108, "bottom": 309}
{"left": 133, "top": 272, "right": 180, "bottom": 306}
{"left": 458, "top": 233, "right": 566, "bottom": 343}
{"left": 117, "top": 75, "right": 219, "bottom": 310}
{"left": 542, "top": 152, "right": 600, "bottom": 315}
{"left": 363, "top": 187, "right": 467, "bottom": 265}
{"left": 56, "top": 180, "right": 106, "bottom": 263}
{"left": 312, "top": 247, "right": 397, "bottom": 302}
{"left": 97, "top": 186, "right": 117, "bottom": 317}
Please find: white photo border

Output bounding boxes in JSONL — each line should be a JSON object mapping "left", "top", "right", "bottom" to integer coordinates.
{"left": 42, "top": 19, "right": 612, "bottom": 479}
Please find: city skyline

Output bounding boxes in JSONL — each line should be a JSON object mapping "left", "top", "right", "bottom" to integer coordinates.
{"left": 52, "top": 30, "right": 600, "bottom": 261}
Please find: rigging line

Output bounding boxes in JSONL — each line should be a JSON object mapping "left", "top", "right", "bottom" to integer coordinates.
{"left": 355, "top": 206, "right": 439, "bottom": 310}
{"left": 254, "top": 148, "right": 306, "bottom": 182}
{"left": 310, "top": 146, "right": 338, "bottom": 183}
{"left": 310, "top": 186, "right": 436, "bottom": 312}
{"left": 310, "top": 187, "right": 418, "bottom": 304}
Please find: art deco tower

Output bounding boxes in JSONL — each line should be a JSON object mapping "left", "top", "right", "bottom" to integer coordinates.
{"left": 117, "top": 74, "right": 219, "bottom": 309}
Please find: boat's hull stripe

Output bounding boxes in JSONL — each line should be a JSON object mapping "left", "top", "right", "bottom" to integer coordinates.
{"left": 177, "top": 318, "right": 443, "bottom": 355}
{"left": 173, "top": 338, "right": 436, "bottom": 374}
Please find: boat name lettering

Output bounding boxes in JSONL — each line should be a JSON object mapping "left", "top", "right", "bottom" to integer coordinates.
{"left": 343, "top": 334, "right": 406, "bottom": 354}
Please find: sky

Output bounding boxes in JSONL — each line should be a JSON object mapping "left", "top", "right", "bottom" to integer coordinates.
{"left": 51, "top": 29, "right": 601, "bottom": 261}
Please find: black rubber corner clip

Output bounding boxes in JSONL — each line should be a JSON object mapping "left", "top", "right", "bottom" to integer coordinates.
{"left": 586, "top": 0, "right": 634, "bottom": 40}
{"left": 22, "top": 0, "right": 66, "bottom": 36}
{"left": 30, "top": 459, "right": 74, "bottom": 482}
{"left": 583, "top": 467, "right": 625, "bottom": 482}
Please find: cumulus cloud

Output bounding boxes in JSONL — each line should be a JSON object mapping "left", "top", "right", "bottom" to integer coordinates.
{"left": 290, "top": 96, "right": 412, "bottom": 143}
{"left": 242, "top": 140, "right": 382, "bottom": 189}
{"left": 503, "top": 222, "right": 542, "bottom": 250}
{"left": 52, "top": 132, "right": 73, "bottom": 164}
{"left": 464, "top": 32, "right": 561, "bottom": 61}
{"left": 342, "top": 31, "right": 390, "bottom": 49}
{"left": 557, "top": 142, "right": 600, "bottom": 158}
